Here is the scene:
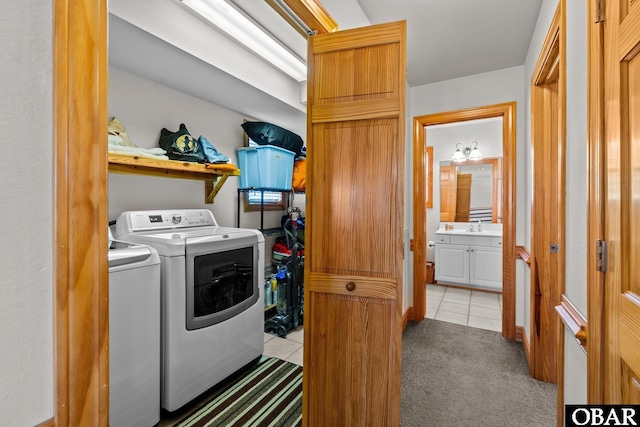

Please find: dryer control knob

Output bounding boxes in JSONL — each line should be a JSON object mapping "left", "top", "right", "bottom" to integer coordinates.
{"left": 172, "top": 214, "right": 182, "bottom": 224}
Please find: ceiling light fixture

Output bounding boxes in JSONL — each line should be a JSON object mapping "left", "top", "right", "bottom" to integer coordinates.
{"left": 451, "top": 141, "right": 483, "bottom": 161}
{"left": 180, "top": 0, "right": 307, "bottom": 82}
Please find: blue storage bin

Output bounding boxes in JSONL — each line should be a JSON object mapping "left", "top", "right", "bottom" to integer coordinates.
{"left": 236, "top": 145, "right": 295, "bottom": 190}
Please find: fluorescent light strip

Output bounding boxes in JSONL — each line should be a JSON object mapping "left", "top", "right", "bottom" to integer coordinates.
{"left": 181, "top": 0, "right": 307, "bottom": 82}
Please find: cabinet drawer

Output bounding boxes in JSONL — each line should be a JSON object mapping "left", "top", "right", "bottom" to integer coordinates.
{"left": 491, "top": 237, "right": 503, "bottom": 247}
{"left": 450, "top": 235, "right": 491, "bottom": 246}
{"left": 435, "top": 235, "right": 450, "bottom": 244}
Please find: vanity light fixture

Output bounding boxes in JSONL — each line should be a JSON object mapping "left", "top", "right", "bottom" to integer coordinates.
{"left": 451, "top": 141, "right": 483, "bottom": 161}
{"left": 180, "top": 0, "right": 307, "bottom": 82}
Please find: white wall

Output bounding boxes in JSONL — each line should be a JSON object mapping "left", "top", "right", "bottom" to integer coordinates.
{"left": 411, "top": 66, "right": 526, "bottom": 326}
{"left": 524, "top": 0, "right": 588, "bottom": 406}
{"left": 319, "top": 0, "right": 372, "bottom": 30}
{"left": 563, "top": 0, "right": 588, "bottom": 405}
{"left": 0, "top": 1, "right": 54, "bottom": 425}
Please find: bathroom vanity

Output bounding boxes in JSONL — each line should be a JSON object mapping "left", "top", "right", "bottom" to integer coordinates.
{"left": 434, "top": 224, "right": 502, "bottom": 291}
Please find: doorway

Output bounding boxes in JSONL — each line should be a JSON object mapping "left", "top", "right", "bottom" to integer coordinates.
{"left": 529, "top": 5, "right": 564, "bottom": 384}
{"left": 412, "top": 102, "right": 516, "bottom": 340}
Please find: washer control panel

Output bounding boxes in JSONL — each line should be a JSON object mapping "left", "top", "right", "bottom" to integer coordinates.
{"left": 117, "top": 209, "right": 218, "bottom": 233}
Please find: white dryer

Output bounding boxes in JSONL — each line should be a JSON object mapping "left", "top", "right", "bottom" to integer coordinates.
{"left": 115, "top": 209, "right": 264, "bottom": 412}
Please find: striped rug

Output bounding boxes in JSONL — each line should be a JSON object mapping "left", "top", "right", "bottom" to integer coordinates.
{"left": 174, "top": 357, "right": 302, "bottom": 427}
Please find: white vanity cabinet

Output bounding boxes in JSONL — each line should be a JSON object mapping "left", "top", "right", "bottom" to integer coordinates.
{"left": 435, "top": 232, "right": 502, "bottom": 291}
{"left": 435, "top": 243, "right": 470, "bottom": 284}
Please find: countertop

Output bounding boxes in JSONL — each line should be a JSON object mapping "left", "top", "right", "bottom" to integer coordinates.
{"left": 435, "top": 229, "right": 503, "bottom": 238}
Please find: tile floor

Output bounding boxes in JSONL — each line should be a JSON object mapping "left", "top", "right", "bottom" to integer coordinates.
{"left": 425, "top": 284, "right": 503, "bottom": 332}
{"left": 263, "top": 325, "right": 304, "bottom": 366}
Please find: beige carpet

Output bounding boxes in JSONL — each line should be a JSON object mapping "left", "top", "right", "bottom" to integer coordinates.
{"left": 401, "top": 319, "right": 557, "bottom": 427}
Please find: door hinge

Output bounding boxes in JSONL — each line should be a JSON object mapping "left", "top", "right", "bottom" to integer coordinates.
{"left": 595, "top": 0, "right": 605, "bottom": 23}
{"left": 596, "top": 240, "right": 607, "bottom": 272}
{"left": 410, "top": 239, "right": 414, "bottom": 251}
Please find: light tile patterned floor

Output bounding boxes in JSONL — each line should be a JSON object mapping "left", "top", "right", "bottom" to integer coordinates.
{"left": 263, "top": 326, "right": 304, "bottom": 366}
{"left": 426, "top": 284, "right": 502, "bottom": 332}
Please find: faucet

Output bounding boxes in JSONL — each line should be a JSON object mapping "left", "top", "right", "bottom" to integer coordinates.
{"left": 477, "top": 219, "right": 482, "bottom": 232}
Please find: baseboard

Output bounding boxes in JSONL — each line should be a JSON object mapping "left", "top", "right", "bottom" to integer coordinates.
{"left": 35, "top": 419, "right": 54, "bottom": 427}
{"left": 515, "top": 325, "right": 524, "bottom": 342}
{"left": 516, "top": 326, "right": 531, "bottom": 368}
{"left": 402, "top": 307, "right": 414, "bottom": 331}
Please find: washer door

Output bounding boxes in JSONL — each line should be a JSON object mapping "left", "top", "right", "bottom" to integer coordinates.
{"left": 185, "top": 234, "right": 259, "bottom": 330}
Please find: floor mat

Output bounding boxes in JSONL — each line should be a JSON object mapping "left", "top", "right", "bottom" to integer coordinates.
{"left": 173, "top": 357, "right": 302, "bottom": 427}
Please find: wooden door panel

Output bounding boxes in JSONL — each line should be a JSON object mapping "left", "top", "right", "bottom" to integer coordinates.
{"left": 309, "top": 119, "right": 398, "bottom": 278}
{"left": 629, "top": 55, "right": 640, "bottom": 296}
{"left": 307, "top": 293, "right": 394, "bottom": 426}
{"left": 620, "top": 294, "right": 640, "bottom": 377}
{"left": 313, "top": 45, "right": 398, "bottom": 103}
{"left": 603, "top": 0, "right": 640, "bottom": 404}
{"left": 617, "top": 2, "right": 640, "bottom": 404}
{"left": 304, "top": 20, "right": 405, "bottom": 426}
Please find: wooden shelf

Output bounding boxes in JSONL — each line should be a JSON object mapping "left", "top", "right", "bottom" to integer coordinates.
{"left": 108, "top": 153, "right": 240, "bottom": 203}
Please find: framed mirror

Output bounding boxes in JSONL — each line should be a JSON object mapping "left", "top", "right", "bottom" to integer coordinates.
{"left": 439, "top": 157, "right": 502, "bottom": 223}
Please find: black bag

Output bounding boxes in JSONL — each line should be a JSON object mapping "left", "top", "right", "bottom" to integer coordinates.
{"left": 241, "top": 121, "right": 304, "bottom": 157}
{"left": 159, "top": 123, "right": 206, "bottom": 163}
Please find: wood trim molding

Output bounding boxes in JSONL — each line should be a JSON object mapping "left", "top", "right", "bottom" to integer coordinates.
{"left": 402, "top": 307, "right": 414, "bottom": 331}
{"left": 412, "top": 102, "right": 517, "bottom": 342}
{"left": 425, "top": 146, "right": 433, "bottom": 209}
{"left": 35, "top": 419, "right": 55, "bottom": 427}
{"left": 515, "top": 325, "right": 524, "bottom": 342}
{"left": 556, "top": 295, "right": 587, "bottom": 350}
{"left": 519, "top": 326, "right": 531, "bottom": 369}
{"left": 586, "top": 0, "right": 605, "bottom": 404}
{"left": 516, "top": 246, "right": 532, "bottom": 265}
{"left": 54, "top": 0, "right": 109, "bottom": 425}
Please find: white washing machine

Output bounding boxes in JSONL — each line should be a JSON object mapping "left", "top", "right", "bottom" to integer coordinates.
{"left": 115, "top": 209, "right": 264, "bottom": 412}
{"left": 108, "top": 240, "right": 161, "bottom": 427}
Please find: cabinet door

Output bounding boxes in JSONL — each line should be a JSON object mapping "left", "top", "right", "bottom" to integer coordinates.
{"left": 470, "top": 245, "right": 502, "bottom": 290}
{"left": 435, "top": 244, "right": 469, "bottom": 284}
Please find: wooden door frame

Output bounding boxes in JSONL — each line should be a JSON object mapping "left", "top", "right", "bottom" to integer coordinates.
{"left": 585, "top": 0, "right": 605, "bottom": 404}
{"left": 530, "top": 2, "right": 564, "bottom": 388}
{"left": 412, "top": 102, "right": 517, "bottom": 340}
{"left": 53, "top": 0, "right": 109, "bottom": 425}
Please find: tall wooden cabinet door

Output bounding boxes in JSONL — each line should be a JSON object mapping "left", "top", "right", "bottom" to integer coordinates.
{"left": 603, "top": 0, "right": 640, "bottom": 404}
{"left": 303, "top": 21, "right": 406, "bottom": 426}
